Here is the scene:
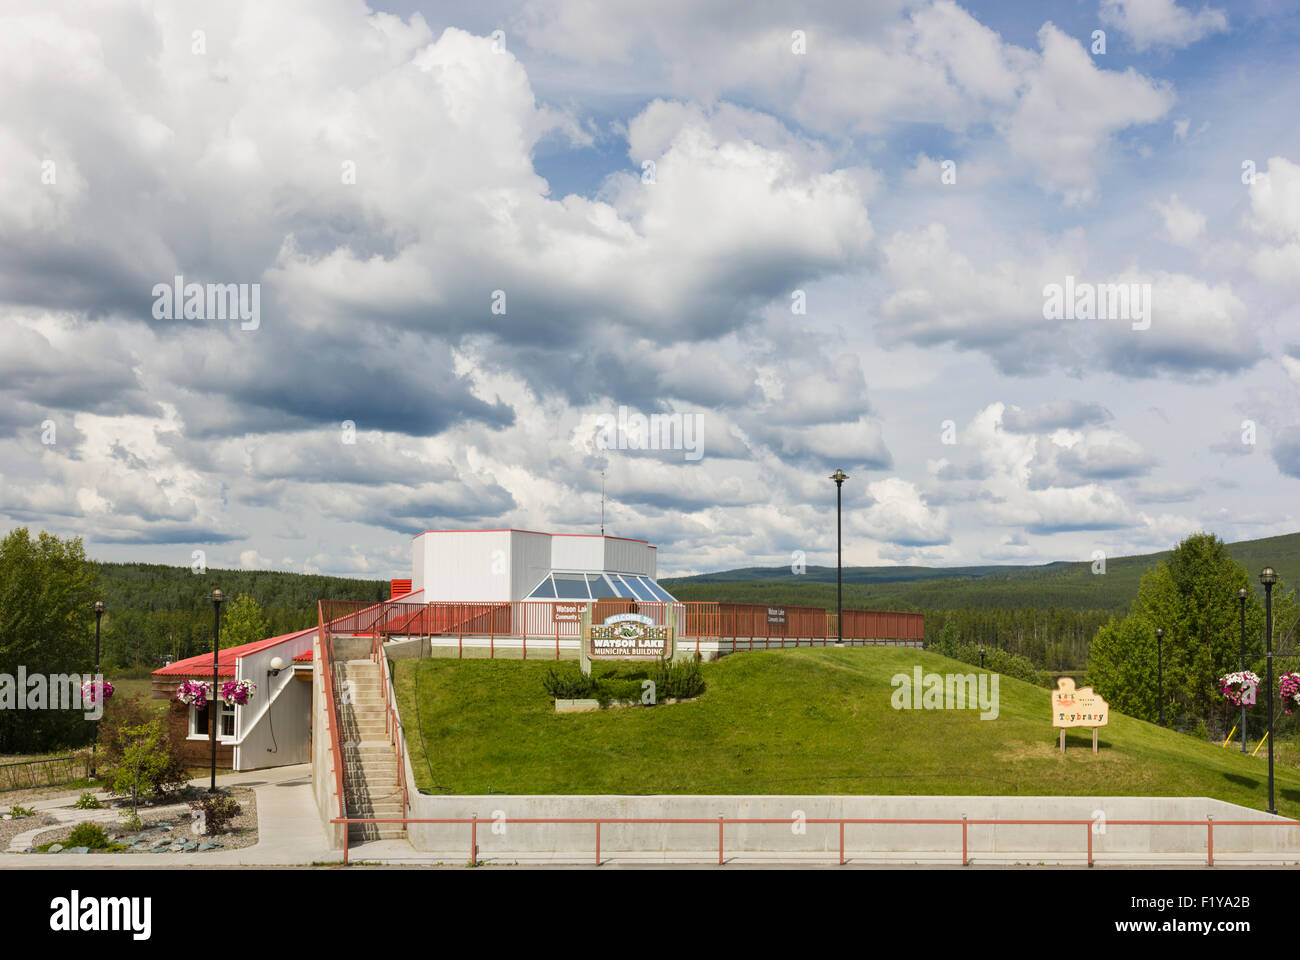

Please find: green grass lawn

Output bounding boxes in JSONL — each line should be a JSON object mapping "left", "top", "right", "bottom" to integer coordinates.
{"left": 395, "top": 647, "right": 1300, "bottom": 817}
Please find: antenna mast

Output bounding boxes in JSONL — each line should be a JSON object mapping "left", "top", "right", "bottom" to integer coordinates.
{"left": 600, "top": 471, "right": 605, "bottom": 536}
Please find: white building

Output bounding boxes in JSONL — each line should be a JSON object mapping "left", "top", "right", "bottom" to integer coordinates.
{"left": 410, "top": 528, "right": 676, "bottom": 603}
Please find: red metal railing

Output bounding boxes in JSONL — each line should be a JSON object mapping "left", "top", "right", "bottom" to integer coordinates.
{"left": 371, "top": 634, "right": 409, "bottom": 821}
{"left": 316, "top": 602, "right": 347, "bottom": 853}
{"left": 329, "top": 813, "right": 1300, "bottom": 866}
{"left": 319, "top": 599, "right": 924, "bottom": 659}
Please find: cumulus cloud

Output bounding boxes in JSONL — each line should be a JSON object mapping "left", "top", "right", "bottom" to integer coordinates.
{"left": 1099, "top": 0, "right": 1229, "bottom": 52}
{"left": 1152, "top": 194, "right": 1206, "bottom": 246}
{"left": 858, "top": 478, "right": 951, "bottom": 546}
{"left": 1245, "top": 157, "right": 1300, "bottom": 287}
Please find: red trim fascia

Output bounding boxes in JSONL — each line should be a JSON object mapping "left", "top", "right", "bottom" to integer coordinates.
{"left": 413, "top": 528, "right": 650, "bottom": 544}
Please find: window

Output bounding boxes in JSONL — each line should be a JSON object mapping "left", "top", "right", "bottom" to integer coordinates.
{"left": 526, "top": 575, "right": 556, "bottom": 599}
{"left": 641, "top": 578, "right": 676, "bottom": 602}
{"left": 623, "top": 576, "right": 653, "bottom": 601}
{"left": 587, "top": 574, "right": 617, "bottom": 598}
{"left": 608, "top": 575, "right": 636, "bottom": 599}
{"left": 552, "top": 573, "right": 591, "bottom": 599}
{"left": 190, "top": 699, "right": 236, "bottom": 742}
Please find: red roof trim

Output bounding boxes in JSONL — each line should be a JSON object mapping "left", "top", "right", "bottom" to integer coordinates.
{"left": 152, "top": 626, "right": 315, "bottom": 677}
{"left": 414, "top": 528, "right": 650, "bottom": 544}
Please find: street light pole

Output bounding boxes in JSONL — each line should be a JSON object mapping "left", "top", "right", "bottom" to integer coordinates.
{"left": 1238, "top": 587, "right": 1249, "bottom": 754}
{"left": 829, "top": 470, "right": 848, "bottom": 645}
{"left": 207, "top": 589, "right": 224, "bottom": 793}
{"left": 90, "top": 600, "right": 104, "bottom": 777}
{"left": 1260, "top": 567, "right": 1278, "bottom": 815}
{"left": 1155, "top": 628, "right": 1165, "bottom": 727}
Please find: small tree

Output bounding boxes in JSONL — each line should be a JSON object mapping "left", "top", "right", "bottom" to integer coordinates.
{"left": 99, "top": 696, "right": 189, "bottom": 805}
{"left": 220, "top": 594, "right": 269, "bottom": 650}
{"left": 111, "top": 718, "right": 189, "bottom": 813}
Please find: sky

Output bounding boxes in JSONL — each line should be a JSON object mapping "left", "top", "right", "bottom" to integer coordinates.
{"left": 2, "top": 0, "right": 1299, "bottom": 579}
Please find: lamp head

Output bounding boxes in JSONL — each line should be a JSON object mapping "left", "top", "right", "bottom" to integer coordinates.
{"left": 1259, "top": 567, "right": 1279, "bottom": 587}
{"left": 93, "top": 600, "right": 105, "bottom": 614}
{"left": 1155, "top": 628, "right": 1164, "bottom": 639}
{"left": 829, "top": 469, "right": 849, "bottom": 485}
{"left": 1238, "top": 587, "right": 1249, "bottom": 599}
{"left": 210, "top": 588, "right": 224, "bottom": 604}
{"left": 269, "top": 656, "right": 284, "bottom": 677}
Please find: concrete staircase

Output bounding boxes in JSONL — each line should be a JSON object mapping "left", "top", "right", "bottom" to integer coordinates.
{"left": 335, "top": 659, "right": 406, "bottom": 841}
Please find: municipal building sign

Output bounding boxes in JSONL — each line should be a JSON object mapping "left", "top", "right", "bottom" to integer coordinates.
{"left": 588, "top": 613, "right": 673, "bottom": 659}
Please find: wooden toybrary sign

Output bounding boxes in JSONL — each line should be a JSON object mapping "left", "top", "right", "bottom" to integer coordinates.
{"left": 1052, "top": 677, "right": 1109, "bottom": 754}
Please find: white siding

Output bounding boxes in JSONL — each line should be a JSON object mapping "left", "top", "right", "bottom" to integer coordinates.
{"left": 411, "top": 530, "right": 662, "bottom": 601}
{"left": 412, "top": 537, "right": 426, "bottom": 595}
{"left": 550, "top": 535, "right": 605, "bottom": 572}
{"left": 510, "top": 531, "right": 552, "bottom": 601}
{"left": 604, "top": 537, "right": 654, "bottom": 575}
{"left": 420, "top": 530, "right": 513, "bottom": 602}
{"left": 232, "top": 629, "right": 314, "bottom": 771}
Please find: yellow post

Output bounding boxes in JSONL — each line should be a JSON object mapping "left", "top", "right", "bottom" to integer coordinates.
{"left": 1252, "top": 731, "right": 1269, "bottom": 757}
{"left": 1221, "top": 724, "right": 1237, "bottom": 747}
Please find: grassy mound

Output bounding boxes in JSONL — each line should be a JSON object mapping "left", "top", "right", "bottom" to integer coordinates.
{"left": 395, "top": 647, "right": 1300, "bottom": 815}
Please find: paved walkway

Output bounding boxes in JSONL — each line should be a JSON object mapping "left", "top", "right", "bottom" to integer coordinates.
{"left": 2, "top": 764, "right": 343, "bottom": 867}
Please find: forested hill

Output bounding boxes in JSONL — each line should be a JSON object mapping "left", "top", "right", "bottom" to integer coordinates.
{"left": 95, "top": 562, "right": 386, "bottom": 669}
{"left": 662, "top": 530, "right": 1300, "bottom": 613}
{"left": 661, "top": 531, "right": 1300, "bottom": 671}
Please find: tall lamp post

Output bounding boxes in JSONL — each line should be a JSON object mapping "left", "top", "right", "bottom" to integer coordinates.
{"left": 90, "top": 600, "right": 105, "bottom": 777}
{"left": 1155, "top": 628, "right": 1165, "bottom": 726}
{"left": 829, "top": 470, "right": 848, "bottom": 645}
{"left": 1260, "top": 567, "right": 1278, "bottom": 815}
{"left": 207, "top": 589, "right": 224, "bottom": 793}
{"left": 1238, "top": 587, "right": 1249, "bottom": 754}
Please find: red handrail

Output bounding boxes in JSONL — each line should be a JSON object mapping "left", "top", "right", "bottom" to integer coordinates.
{"left": 316, "top": 601, "right": 348, "bottom": 862}
{"left": 328, "top": 813, "right": 1300, "bottom": 867}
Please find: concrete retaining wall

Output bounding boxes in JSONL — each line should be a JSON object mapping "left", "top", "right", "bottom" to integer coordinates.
{"left": 310, "top": 636, "right": 345, "bottom": 851}
{"left": 405, "top": 793, "right": 1300, "bottom": 860}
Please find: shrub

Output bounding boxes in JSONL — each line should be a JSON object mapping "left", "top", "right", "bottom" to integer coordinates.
{"left": 73, "top": 792, "right": 101, "bottom": 809}
{"left": 67, "top": 821, "right": 110, "bottom": 849}
{"left": 8, "top": 804, "right": 34, "bottom": 818}
{"left": 593, "top": 678, "right": 644, "bottom": 707}
{"left": 103, "top": 712, "right": 190, "bottom": 807}
{"left": 651, "top": 656, "right": 706, "bottom": 700}
{"left": 189, "top": 793, "right": 242, "bottom": 835}
{"left": 542, "top": 666, "right": 596, "bottom": 700}
{"left": 119, "top": 810, "right": 142, "bottom": 832}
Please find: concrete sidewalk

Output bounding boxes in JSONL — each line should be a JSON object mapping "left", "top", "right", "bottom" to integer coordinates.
{"left": 1, "top": 764, "right": 341, "bottom": 868}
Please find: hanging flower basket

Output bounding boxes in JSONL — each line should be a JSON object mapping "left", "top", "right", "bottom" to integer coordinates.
{"left": 1280, "top": 673, "right": 1300, "bottom": 715}
{"left": 176, "top": 679, "right": 212, "bottom": 706}
{"left": 1219, "top": 671, "right": 1260, "bottom": 708}
{"left": 81, "top": 679, "right": 114, "bottom": 706}
{"left": 219, "top": 679, "right": 256, "bottom": 707}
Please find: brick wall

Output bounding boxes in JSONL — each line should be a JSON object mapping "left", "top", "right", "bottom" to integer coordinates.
{"left": 151, "top": 675, "right": 234, "bottom": 768}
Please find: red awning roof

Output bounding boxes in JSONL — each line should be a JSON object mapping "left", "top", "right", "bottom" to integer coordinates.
{"left": 153, "top": 627, "right": 315, "bottom": 677}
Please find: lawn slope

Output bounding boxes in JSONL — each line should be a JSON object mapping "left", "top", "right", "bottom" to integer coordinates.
{"left": 395, "top": 647, "right": 1300, "bottom": 816}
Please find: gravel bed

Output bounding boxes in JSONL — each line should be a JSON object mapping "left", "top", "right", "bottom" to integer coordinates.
{"left": 15, "top": 787, "right": 258, "bottom": 855}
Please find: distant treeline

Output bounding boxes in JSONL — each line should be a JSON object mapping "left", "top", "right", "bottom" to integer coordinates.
{"left": 94, "top": 562, "right": 387, "bottom": 669}
{"left": 665, "top": 580, "right": 1116, "bottom": 669}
